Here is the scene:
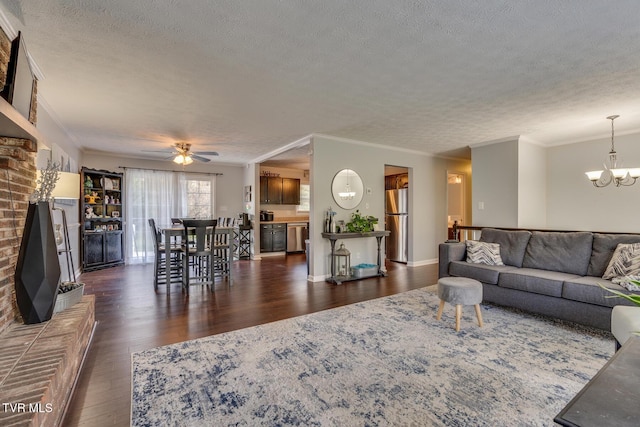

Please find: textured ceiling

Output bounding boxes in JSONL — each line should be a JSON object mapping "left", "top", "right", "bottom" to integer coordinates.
{"left": 2, "top": 1, "right": 640, "bottom": 165}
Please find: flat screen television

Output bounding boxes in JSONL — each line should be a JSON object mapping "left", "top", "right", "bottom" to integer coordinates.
{"left": 1, "top": 31, "right": 36, "bottom": 122}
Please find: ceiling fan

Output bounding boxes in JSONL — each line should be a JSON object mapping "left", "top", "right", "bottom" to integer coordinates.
{"left": 143, "top": 142, "right": 219, "bottom": 165}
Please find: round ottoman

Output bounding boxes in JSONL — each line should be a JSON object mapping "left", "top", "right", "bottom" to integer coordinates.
{"left": 436, "top": 277, "right": 484, "bottom": 332}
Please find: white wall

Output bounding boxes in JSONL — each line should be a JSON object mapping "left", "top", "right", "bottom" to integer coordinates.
{"left": 36, "top": 103, "right": 82, "bottom": 281}
{"left": 547, "top": 132, "right": 640, "bottom": 232}
{"left": 309, "top": 135, "right": 470, "bottom": 280}
{"left": 81, "top": 153, "right": 245, "bottom": 219}
{"left": 471, "top": 139, "right": 519, "bottom": 227}
{"left": 518, "top": 140, "right": 547, "bottom": 228}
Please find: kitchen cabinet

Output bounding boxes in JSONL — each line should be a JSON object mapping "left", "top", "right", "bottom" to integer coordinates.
{"left": 282, "top": 178, "right": 300, "bottom": 205}
{"left": 260, "top": 176, "right": 283, "bottom": 204}
{"left": 81, "top": 167, "right": 125, "bottom": 271}
{"left": 260, "top": 176, "right": 301, "bottom": 205}
{"left": 260, "top": 223, "right": 286, "bottom": 252}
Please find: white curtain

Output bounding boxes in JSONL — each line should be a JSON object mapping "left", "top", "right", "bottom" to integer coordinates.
{"left": 124, "top": 169, "right": 217, "bottom": 264}
{"left": 124, "top": 169, "right": 187, "bottom": 264}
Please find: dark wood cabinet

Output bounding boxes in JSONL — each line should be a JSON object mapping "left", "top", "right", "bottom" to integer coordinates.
{"left": 282, "top": 178, "right": 300, "bottom": 205}
{"left": 81, "top": 167, "right": 125, "bottom": 271}
{"left": 260, "top": 223, "right": 286, "bottom": 252}
{"left": 260, "top": 176, "right": 301, "bottom": 205}
{"left": 260, "top": 176, "right": 283, "bottom": 204}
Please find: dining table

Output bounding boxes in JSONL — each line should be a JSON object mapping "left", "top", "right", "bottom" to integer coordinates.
{"left": 161, "top": 225, "right": 235, "bottom": 294}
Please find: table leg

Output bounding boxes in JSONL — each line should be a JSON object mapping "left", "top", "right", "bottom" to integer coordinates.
{"left": 164, "top": 231, "right": 171, "bottom": 295}
{"left": 329, "top": 239, "right": 337, "bottom": 281}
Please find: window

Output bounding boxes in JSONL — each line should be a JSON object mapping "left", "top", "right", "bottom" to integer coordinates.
{"left": 186, "top": 178, "right": 213, "bottom": 218}
{"left": 124, "top": 169, "right": 216, "bottom": 265}
{"left": 297, "top": 184, "right": 310, "bottom": 212}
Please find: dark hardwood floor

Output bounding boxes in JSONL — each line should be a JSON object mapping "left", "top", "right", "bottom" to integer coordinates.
{"left": 63, "top": 254, "right": 438, "bottom": 426}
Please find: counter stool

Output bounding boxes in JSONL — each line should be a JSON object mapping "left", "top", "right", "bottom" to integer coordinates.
{"left": 436, "top": 277, "right": 484, "bottom": 332}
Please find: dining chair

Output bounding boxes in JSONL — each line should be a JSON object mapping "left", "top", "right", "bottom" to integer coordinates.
{"left": 180, "top": 219, "right": 217, "bottom": 293}
{"left": 148, "top": 218, "right": 182, "bottom": 291}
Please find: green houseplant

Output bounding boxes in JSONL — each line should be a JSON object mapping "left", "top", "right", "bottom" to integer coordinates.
{"left": 345, "top": 210, "right": 378, "bottom": 233}
{"left": 600, "top": 281, "right": 640, "bottom": 307}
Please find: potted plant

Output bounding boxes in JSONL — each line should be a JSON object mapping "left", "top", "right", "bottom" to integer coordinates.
{"left": 345, "top": 210, "right": 379, "bottom": 233}
{"left": 600, "top": 281, "right": 640, "bottom": 307}
{"left": 53, "top": 281, "right": 85, "bottom": 313}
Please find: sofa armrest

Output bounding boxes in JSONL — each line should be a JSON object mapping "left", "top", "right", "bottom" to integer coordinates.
{"left": 439, "top": 242, "right": 466, "bottom": 278}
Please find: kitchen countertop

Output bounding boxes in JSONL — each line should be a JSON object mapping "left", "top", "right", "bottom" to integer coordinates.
{"left": 260, "top": 217, "right": 309, "bottom": 224}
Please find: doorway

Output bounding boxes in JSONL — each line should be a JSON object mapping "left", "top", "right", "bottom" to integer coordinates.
{"left": 447, "top": 172, "right": 465, "bottom": 240}
{"left": 384, "top": 165, "right": 409, "bottom": 263}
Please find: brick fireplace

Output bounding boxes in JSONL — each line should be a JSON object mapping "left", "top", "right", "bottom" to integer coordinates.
{"left": 0, "top": 27, "right": 95, "bottom": 426}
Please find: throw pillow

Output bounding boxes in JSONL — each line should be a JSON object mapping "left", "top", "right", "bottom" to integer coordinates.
{"left": 602, "top": 243, "right": 640, "bottom": 280}
{"left": 611, "top": 276, "right": 640, "bottom": 292}
{"left": 466, "top": 240, "right": 504, "bottom": 266}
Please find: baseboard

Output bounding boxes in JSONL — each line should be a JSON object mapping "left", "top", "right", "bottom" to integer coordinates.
{"left": 407, "top": 258, "right": 438, "bottom": 267}
{"left": 309, "top": 274, "right": 330, "bottom": 282}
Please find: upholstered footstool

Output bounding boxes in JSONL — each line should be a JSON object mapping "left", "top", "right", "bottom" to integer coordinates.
{"left": 436, "top": 277, "right": 483, "bottom": 332}
{"left": 611, "top": 305, "right": 640, "bottom": 350}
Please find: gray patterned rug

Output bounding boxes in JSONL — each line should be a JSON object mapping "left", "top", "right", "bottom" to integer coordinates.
{"left": 131, "top": 287, "right": 613, "bottom": 426}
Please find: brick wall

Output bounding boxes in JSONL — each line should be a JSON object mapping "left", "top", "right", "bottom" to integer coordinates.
{"left": 0, "top": 140, "right": 36, "bottom": 333}
{"left": 0, "top": 26, "right": 41, "bottom": 334}
{"left": 0, "top": 27, "right": 11, "bottom": 90}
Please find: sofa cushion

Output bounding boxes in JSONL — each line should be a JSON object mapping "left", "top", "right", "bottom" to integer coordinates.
{"left": 480, "top": 228, "right": 531, "bottom": 267}
{"left": 448, "top": 261, "right": 516, "bottom": 285}
{"left": 522, "top": 231, "right": 593, "bottom": 276}
{"left": 602, "top": 242, "right": 640, "bottom": 279}
{"left": 498, "top": 268, "right": 580, "bottom": 297}
{"left": 588, "top": 233, "right": 640, "bottom": 277}
{"left": 562, "top": 276, "right": 636, "bottom": 308}
{"left": 465, "top": 240, "right": 504, "bottom": 265}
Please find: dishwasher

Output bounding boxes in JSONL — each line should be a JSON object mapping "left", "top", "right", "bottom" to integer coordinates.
{"left": 286, "top": 222, "right": 308, "bottom": 253}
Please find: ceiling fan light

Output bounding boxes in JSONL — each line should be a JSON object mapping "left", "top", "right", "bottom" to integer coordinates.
{"left": 173, "top": 154, "right": 185, "bottom": 164}
{"left": 585, "top": 170, "right": 603, "bottom": 181}
{"left": 183, "top": 155, "right": 194, "bottom": 165}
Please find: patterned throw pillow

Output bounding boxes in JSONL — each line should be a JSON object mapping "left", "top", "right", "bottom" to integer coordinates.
{"left": 466, "top": 240, "right": 504, "bottom": 266}
{"left": 611, "top": 276, "right": 640, "bottom": 292}
{"left": 603, "top": 243, "right": 640, "bottom": 280}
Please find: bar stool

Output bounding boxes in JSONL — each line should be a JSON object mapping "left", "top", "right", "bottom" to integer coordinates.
{"left": 148, "top": 218, "right": 182, "bottom": 291}
{"left": 180, "top": 219, "right": 217, "bottom": 293}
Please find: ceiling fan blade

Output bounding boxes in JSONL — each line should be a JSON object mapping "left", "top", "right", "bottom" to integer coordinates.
{"left": 141, "top": 149, "right": 176, "bottom": 153}
{"left": 191, "top": 154, "right": 211, "bottom": 163}
{"left": 194, "top": 151, "right": 219, "bottom": 156}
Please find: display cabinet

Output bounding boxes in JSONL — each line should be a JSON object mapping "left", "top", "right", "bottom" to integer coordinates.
{"left": 80, "top": 167, "right": 124, "bottom": 271}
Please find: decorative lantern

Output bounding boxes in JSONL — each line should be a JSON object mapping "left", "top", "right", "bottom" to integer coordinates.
{"left": 334, "top": 243, "right": 351, "bottom": 277}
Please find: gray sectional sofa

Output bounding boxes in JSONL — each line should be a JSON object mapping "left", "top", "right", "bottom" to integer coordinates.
{"left": 439, "top": 228, "right": 639, "bottom": 330}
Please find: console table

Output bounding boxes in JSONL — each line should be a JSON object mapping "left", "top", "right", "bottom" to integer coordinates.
{"left": 322, "top": 230, "right": 390, "bottom": 284}
{"left": 554, "top": 335, "right": 640, "bottom": 426}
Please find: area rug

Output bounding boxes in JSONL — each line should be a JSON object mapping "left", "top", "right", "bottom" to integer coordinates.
{"left": 131, "top": 287, "right": 613, "bottom": 426}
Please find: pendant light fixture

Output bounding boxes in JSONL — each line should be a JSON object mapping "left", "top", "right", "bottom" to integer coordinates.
{"left": 585, "top": 115, "right": 640, "bottom": 187}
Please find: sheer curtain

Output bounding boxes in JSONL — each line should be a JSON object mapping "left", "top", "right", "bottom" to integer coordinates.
{"left": 124, "top": 169, "right": 188, "bottom": 264}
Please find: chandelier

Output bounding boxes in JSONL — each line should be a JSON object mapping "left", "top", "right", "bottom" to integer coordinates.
{"left": 338, "top": 170, "right": 355, "bottom": 199}
{"left": 585, "top": 115, "right": 640, "bottom": 187}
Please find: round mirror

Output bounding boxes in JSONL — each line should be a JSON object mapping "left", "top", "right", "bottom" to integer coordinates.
{"left": 331, "top": 169, "right": 364, "bottom": 209}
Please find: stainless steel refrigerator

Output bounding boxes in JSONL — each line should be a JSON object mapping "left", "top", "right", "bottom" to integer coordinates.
{"left": 385, "top": 189, "right": 408, "bottom": 263}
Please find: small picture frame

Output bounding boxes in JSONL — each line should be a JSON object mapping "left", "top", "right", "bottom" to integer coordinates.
{"left": 112, "top": 211, "right": 120, "bottom": 218}
{"left": 112, "top": 179, "right": 120, "bottom": 190}
{"left": 107, "top": 225, "right": 114, "bottom": 231}
{"left": 244, "top": 185, "right": 252, "bottom": 202}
